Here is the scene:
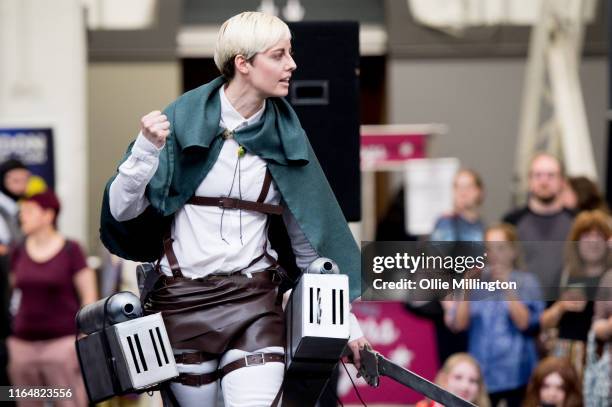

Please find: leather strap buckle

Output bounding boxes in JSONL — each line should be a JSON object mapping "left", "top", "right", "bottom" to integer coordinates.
{"left": 244, "top": 352, "right": 265, "bottom": 367}
{"left": 218, "top": 197, "right": 237, "bottom": 209}
{"left": 219, "top": 353, "right": 285, "bottom": 379}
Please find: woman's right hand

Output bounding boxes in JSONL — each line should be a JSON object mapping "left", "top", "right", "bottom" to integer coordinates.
{"left": 140, "top": 110, "right": 170, "bottom": 148}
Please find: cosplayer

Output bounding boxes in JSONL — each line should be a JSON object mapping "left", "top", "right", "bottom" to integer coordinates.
{"left": 100, "top": 11, "right": 368, "bottom": 407}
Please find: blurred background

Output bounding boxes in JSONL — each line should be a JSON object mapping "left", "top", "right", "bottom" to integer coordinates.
{"left": 0, "top": 1, "right": 610, "bottom": 406}
{"left": 0, "top": 0, "right": 606, "bottom": 250}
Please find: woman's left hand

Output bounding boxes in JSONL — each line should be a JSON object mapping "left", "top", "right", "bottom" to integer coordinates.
{"left": 342, "top": 336, "right": 371, "bottom": 372}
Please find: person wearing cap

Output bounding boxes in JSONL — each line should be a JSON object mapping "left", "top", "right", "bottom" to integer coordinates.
{"left": 101, "top": 11, "right": 368, "bottom": 407}
{"left": 7, "top": 190, "right": 96, "bottom": 407}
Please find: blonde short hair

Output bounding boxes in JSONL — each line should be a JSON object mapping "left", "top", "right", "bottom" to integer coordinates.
{"left": 214, "top": 12, "right": 291, "bottom": 80}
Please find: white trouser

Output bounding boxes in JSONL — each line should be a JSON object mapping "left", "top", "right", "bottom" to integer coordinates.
{"left": 170, "top": 346, "right": 284, "bottom": 407}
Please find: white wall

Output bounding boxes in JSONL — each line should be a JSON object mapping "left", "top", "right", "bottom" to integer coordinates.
{"left": 87, "top": 62, "right": 180, "bottom": 250}
{"left": 388, "top": 57, "right": 608, "bottom": 224}
{"left": 0, "top": 0, "right": 87, "bottom": 242}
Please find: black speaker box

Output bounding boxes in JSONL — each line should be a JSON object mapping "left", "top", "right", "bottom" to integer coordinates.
{"left": 286, "top": 22, "right": 361, "bottom": 222}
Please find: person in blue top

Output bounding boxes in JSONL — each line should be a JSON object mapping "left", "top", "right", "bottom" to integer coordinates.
{"left": 430, "top": 169, "right": 485, "bottom": 242}
{"left": 407, "top": 169, "right": 484, "bottom": 366}
{"left": 448, "top": 223, "right": 545, "bottom": 407}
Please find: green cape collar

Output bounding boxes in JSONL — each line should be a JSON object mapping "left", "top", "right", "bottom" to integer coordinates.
{"left": 172, "top": 76, "right": 309, "bottom": 165}
{"left": 101, "top": 77, "right": 362, "bottom": 300}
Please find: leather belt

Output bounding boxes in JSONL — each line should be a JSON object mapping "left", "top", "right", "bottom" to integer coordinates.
{"left": 172, "top": 352, "right": 285, "bottom": 387}
{"left": 174, "top": 351, "right": 215, "bottom": 365}
{"left": 186, "top": 196, "right": 283, "bottom": 215}
{"left": 162, "top": 269, "right": 275, "bottom": 285}
{"left": 219, "top": 352, "right": 285, "bottom": 379}
{"left": 172, "top": 371, "right": 219, "bottom": 387}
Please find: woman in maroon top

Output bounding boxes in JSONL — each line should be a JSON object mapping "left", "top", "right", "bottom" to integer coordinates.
{"left": 7, "top": 190, "right": 96, "bottom": 407}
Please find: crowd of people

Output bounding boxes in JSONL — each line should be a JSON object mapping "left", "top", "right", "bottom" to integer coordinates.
{"left": 408, "top": 153, "right": 612, "bottom": 407}
{"left": 0, "top": 158, "right": 608, "bottom": 407}
{"left": 0, "top": 152, "right": 606, "bottom": 407}
{"left": 0, "top": 151, "right": 610, "bottom": 407}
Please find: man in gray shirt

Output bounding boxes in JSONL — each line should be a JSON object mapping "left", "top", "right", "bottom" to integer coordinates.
{"left": 503, "top": 153, "right": 574, "bottom": 297}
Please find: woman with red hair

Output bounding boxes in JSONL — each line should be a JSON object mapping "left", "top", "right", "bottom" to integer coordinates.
{"left": 540, "top": 210, "right": 612, "bottom": 375}
{"left": 523, "top": 356, "right": 583, "bottom": 407}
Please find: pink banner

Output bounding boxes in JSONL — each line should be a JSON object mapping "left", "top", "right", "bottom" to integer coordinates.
{"left": 361, "top": 133, "right": 427, "bottom": 166}
{"left": 340, "top": 302, "right": 438, "bottom": 405}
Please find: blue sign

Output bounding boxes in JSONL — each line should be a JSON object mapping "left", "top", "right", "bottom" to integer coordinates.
{"left": 0, "top": 127, "right": 55, "bottom": 189}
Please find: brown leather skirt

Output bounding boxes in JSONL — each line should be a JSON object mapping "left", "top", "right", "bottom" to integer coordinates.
{"left": 144, "top": 270, "right": 285, "bottom": 355}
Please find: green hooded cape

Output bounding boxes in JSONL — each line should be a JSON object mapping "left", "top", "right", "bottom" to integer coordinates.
{"left": 100, "top": 77, "right": 361, "bottom": 300}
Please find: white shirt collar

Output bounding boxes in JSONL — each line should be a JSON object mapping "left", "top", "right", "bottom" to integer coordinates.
{"left": 219, "top": 86, "right": 266, "bottom": 131}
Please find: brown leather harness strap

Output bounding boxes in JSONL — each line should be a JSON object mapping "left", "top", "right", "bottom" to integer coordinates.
{"left": 186, "top": 196, "right": 283, "bottom": 215}
{"left": 186, "top": 169, "right": 281, "bottom": 215}
{"left": 174, "top": 351, "right": 216, "bottom": 365}
{"left": 160, "top": 168, "right": 282, "bottom": 279}
{"left": 219, "top": 352, "right": 285, "bottom": 379}
{"left": 256, "top": 169, "right": 273, "bottom": 203}
{"left": 171, "top": 371, "right": 219, "bottom": 387}
{"left": 171, "top": 352, "right": 285, "bottom": 388}
{"left": 163, "top": 237, "right": 182, "bottom": 278}
{"left": 153, "top": 169, "right": 288, "bottom": 399}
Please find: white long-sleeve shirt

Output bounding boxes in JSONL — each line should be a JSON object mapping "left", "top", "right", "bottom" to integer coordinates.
{"left": 109, "top": 85, "right": 363, "bottom": 339}
{"left": 110, "top": 87, "right": 319, "bottom": 277}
